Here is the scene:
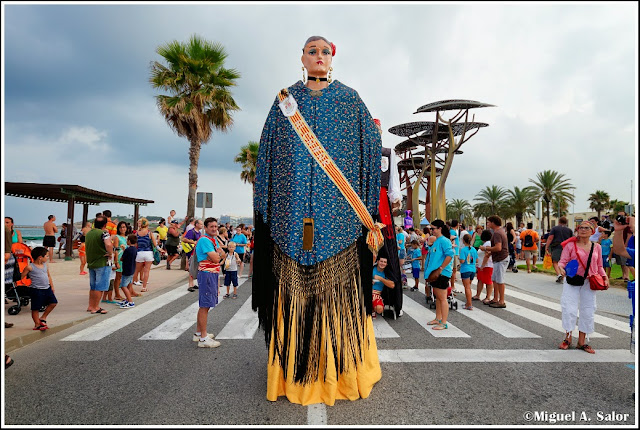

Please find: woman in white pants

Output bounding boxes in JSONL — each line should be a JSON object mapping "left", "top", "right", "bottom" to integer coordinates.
{"left": 558, "top": 221, "right": 608, "bottom": 354}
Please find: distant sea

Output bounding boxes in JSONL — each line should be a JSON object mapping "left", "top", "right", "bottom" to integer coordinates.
{"left": 15, "top": 227, "right": 64, "bottom": 249}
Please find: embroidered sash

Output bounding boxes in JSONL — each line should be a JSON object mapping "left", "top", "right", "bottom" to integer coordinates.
{"left": 277, "top": 88, "right": 384, "bottom": 255}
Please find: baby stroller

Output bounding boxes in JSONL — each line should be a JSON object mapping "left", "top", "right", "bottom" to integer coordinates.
{"left": 427, "top": 282, "right": 458, "bottom": 310}
{"left": 6, "top": 242, "right": 34, "bottom": 315}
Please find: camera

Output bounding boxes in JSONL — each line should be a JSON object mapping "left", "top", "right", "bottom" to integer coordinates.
{"left": 616, "top": 214, "right": 627, "bottom": 225}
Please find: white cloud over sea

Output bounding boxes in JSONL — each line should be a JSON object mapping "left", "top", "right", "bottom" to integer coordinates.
{"left": 2, "top": 1, "right": 638, "bottom": 226}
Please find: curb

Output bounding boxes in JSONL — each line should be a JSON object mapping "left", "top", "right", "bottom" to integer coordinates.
{"left": 4, "top": 273, "right": 189, "bottom": 353}
{"left": 4, "top": 314, "right": 96, "bottom": 353}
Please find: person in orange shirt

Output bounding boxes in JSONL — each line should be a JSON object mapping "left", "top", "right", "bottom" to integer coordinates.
{"left": 519, "top": 222, "right": 540, "bottom": 273}
{"left": 103, "top": 210, "right": 117, "bottom": 236}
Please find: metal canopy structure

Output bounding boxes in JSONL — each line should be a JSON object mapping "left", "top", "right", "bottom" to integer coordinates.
{"left": 5, "top": 182, "right": 154, "bottom": 259}
{"left": 414, "top": 99, "right": 496, "bottom": 114}
{"left": 389, "top": 99, "right": 494, "bottom": 224}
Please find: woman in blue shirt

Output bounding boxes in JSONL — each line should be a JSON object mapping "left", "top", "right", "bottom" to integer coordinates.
{"left": 372, "top": 256, "right": 395, "bottom": 317}
{"left": 423, "top": 219, "right": 454, "bottom": 330}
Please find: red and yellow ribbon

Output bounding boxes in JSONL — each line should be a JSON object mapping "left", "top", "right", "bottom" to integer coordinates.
{"left": 278, "top": 89, "right": 385, "bottom": 255}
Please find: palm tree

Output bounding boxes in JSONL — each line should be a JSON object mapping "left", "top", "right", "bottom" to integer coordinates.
{"left": 551, "top": 195, "right": 570, "bottom": 218}
{"left": 150, "top": 34, "right": 241, "bottom": 221}
{"left": 528, "top": 170, "right": 575, "bottom": 232}
{"left": 474, "top": 185, "right": 509, "bottom": 214}
{"left": 446, "top": 198, "right": 475, "bottom": 226}
{"left": 234, "top": 141, "right": 260, "bottom": 187}
{"left": 588, "top": 190, "right": 610, "bottom": 219}
{"left": 608, "top": 199, "right": 629, "bottom": 215}
{"left": 505, "top": 186, "right": 537, "bottom": 227}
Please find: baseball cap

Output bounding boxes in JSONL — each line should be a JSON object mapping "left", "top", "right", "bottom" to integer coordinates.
{"left": 170, "top": 220, "right": 179, "bottom": 224}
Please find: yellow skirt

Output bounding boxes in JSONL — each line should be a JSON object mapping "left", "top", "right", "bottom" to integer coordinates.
{"left": 266, "top": 310, "right": 381, "bottom": 406}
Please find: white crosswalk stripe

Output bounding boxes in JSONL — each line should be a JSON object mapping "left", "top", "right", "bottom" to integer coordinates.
{"left": 217, "top": 296, "right": 259, "bottom": 339}
{"left": 378, "top": 348, "right": 633, "bottom": 363}
{"left": 503, "top": 288, "right": 629, "bottom": 333}
{"left": 372, "top": 315, "right": 400, "bottom": 338}
{"left": 62, "top": 284, "right": 191, "bottom": 341}
{"left": 61, "top": 279, "right": 630, "bottom": 365}
{"left": 451, "top": 297, "right": 540, "bottom": 338}
{"left": 140, "top": 287, "right": 229, "bottom": 340}
{"left": 401, "top": 294, "right": 469, "bottom": 337}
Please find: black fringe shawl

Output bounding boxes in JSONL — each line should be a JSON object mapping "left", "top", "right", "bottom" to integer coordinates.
{"left": 252, "top": 212, "right": 373, "bottom": 385}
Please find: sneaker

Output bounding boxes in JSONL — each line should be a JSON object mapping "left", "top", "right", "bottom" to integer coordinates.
{"left": 198, "top": 337, "right": 221, "bottom": 348}
{"left": 192, "top": 333, "right": 215, "bottom": 342}
{"left": 133, "top": 281, "right": 143, "bottom": 286}
{"left": 556, "top": 275, "right": 563, "bottom": 283}
{"left": 119, "top": 302, "right": 135, "bottom": 308}
{"left": 116, "top": 300, "right": 128, "bottom": 306}
{"left": 410, "top": 287, "right": 418, "bottom": 292}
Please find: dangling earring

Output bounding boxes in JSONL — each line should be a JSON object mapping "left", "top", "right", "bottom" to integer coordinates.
{"left": 328, "top": 67, "right": 333, "bottom": 83}
{"left": 302, "top": 66, "right": 306, "bottom": 83}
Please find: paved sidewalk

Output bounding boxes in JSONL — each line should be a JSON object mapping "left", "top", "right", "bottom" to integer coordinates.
{"left": 3, "top": 256, "right": 189, "bottom": 353}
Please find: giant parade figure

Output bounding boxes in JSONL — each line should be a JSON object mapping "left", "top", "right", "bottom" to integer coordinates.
{"left": 252, "top": 35, "right": 382, "bottom": 406}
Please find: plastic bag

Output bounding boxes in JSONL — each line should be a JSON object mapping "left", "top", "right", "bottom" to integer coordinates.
{"left": 542, "top": 253, "right": 552, "bottom": 269}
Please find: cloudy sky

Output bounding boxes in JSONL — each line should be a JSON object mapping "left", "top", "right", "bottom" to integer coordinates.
{"left": 2, "top": 1, "right": 638, "bottom": 226}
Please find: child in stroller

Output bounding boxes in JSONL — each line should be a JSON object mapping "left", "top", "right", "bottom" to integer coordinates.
{"left": 5, "top": 242, "right": 33, "bottom": 315}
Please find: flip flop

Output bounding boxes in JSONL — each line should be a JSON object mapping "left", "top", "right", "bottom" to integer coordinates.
{"left": 577, "top": 344, "right": 595, "bottom": 354}
{"left": 140, "top": 288, "right": 149, "bottom": 292}
{"left": 91, "top": 308, "right": 108, "bottom": 314}
{"left": 462, "top": 305, "right": 473, "bottom": 310}
{"left": 472, "top": 297, "right": 480, "bottom": 301}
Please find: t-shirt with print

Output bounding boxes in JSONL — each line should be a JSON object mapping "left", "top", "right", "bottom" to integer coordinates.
{"left": 491, "top": 228, "right": 509, "bottom": 263}
{"left": 224, "top": 251, "right": 239, "bottom": 272}
{"left": 477, "top": 240, "right": 493, "bottom": 268}
{"left": 600, "top": 238, "right": 612, "bottom": 256}
{"left": 106, "top": 221, "right": 117, "bottom": 237}
{"left": 85, "top": 228, "right": 111, "bottom": 269}
{"left": 459, "top": 246, "right": 478, "bottom": 274}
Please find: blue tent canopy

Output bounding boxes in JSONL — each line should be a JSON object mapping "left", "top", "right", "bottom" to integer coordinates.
{"left": 420, "top": 217, "right": 430, "bottom": 225}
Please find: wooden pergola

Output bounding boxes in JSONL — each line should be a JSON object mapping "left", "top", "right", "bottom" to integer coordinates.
{"left": 4, "top": 182, "right": 154, "bottom": 259}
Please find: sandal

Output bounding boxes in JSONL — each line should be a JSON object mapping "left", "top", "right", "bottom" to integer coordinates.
{"left": 91, "top": 308, "right": 108, "bottom": 314}
{"left": 482, "top": 299, "right": 492, "bottom": 305}
{"left": 187, "top": 287, "right": 195, "bottom": 292}
{"left": 223, "top": 294, "right": 230, "bottom": 298}
{"left": 462, "top": 305, "right": 473, "bottom": 310}
{"left": 140, "top": 288, "right": 149, "bottom": 292}
{"left": 33, "top": 325, "right": 47, "bottom": 331}
{"left": 232, "top": 293, "right": 238, "bottom": 299}
{"left": 472, "top": 296, "right": 480, "bottom": 301}
{"left": 427, "top": 319, "right": 441, "bottom": 325}
{"left": 577, "top": 344, "right": 595, "bottom": 354}
{"left": 432, "top": 322, "right": 448, "bottom": 330}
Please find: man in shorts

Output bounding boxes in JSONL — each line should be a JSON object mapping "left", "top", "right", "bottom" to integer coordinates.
{"left": 519, "top": 222, "right": 540, "bottom": 273}
{"left": 85, "top": 215, "right": 113, "bottom": 314}
{"left": 545, "top": 216, "right": 574, "bottom": 283}
{"left": 43, "top": 215, "right": 58, "bottom": 263}
{"left": 193, "top": 217, "right": 226, "bottom": 348}
{"left": 480, "top": 215, "right": 509, "bottom": 309}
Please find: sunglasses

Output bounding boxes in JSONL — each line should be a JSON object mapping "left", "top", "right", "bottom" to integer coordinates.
{"left": 578, "top": 226, "right": 592, "bottom": 231}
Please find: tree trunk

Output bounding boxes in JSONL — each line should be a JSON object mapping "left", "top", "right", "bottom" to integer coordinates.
{"left": 182, "top": 140, "right": 202, "bottom": 270}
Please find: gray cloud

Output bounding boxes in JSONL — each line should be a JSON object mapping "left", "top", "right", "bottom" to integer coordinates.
{"left": 2, "top": 3, "right": 637, "bottom": 226}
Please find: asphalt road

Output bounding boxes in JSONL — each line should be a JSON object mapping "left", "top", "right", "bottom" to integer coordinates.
{"left": 3, "top": 278, "right": 636, "bottom": 426}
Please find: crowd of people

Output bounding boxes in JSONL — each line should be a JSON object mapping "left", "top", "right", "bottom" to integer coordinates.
{"left": 370, "top": 211, "right": 635, "bottom": 354}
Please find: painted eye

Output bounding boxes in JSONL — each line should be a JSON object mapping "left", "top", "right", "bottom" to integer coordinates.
{"left": 308, "top": 49, "right": 317, "bottom": 55}
{"left": 322, "top": 49, "right": 331, "bottom": 55}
